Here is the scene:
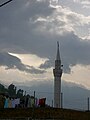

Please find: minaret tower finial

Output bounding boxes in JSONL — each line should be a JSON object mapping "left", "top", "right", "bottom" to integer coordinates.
{"left": 53, "top": 41, "right": 62, "bottom": 108}
{"left": 56, "top": 41, "right": 60, "bottom": 60}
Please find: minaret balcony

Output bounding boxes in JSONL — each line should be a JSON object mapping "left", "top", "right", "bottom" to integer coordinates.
{"left": 53, "top": 69, "right": 62, "bottom": 77}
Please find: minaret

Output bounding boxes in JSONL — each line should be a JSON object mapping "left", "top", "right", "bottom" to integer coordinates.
{"left": 53, "top": 41, "right": 62, "bottom": 108}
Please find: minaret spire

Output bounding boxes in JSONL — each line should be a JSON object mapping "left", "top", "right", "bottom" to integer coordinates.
{"left": 56, "top": 41, "right": 60, "bottom": 60}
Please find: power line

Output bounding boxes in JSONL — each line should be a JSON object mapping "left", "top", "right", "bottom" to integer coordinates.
{"left": 0, "top": 0, "right": 13, "bottom": 7}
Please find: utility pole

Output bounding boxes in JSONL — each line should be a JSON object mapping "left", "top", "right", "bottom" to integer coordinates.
{"left": 87, "top": 97, "right": 89, "bottom": 111}
{"left": 34, "top": 91, "right": 36, "bottom": 107}
{"left": 32, "top": 91, "right": 36, "bottom": 120}
{"left": 52, "top": 100, "right": 53, "bottom": 107}
{"left": 61, "top": 92, "right": 63, "bottom": 108}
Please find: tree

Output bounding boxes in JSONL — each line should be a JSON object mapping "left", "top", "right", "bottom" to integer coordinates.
{"left": 8, "top": 84, "right": 16, "bottom": 97}
{"left": 17, "top": 89, "right": 23, "bottom": 99}
{"left": 0, "top": 83, "right": 7, "bottom": 93}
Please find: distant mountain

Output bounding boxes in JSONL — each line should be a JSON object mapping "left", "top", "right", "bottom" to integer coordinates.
{"left": 17, "top": 80, "right": 90, "bottom": 110}
{"left": 62, "top": 81, "right": 90, "bottom": 110}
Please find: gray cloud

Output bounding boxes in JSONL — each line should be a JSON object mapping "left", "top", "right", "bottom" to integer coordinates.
{"left": 60, "top": 0, "right": 90, "bottom": 16}
{"left": 0, "top": 0, "right": 90, "bottom": 73}
{"left": 0, "top": 52, "right": 45, "bottom": 74}
{"left": 38, "top": 32, "right": 90, "bottom": 73}
{"left": 39, "top": 60, "right": 52, "bottom": 69}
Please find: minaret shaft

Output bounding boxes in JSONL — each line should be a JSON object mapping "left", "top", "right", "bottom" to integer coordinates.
{"left": 53, "top": 42, "right": 62, "bottom": 108}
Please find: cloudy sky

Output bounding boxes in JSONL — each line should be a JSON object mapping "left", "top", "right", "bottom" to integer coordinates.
{"left": 0, "top": 0, "right": 90, "bottom": 90}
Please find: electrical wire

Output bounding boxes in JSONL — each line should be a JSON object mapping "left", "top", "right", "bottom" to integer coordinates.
{"left": 0, "top": 0, "right": 13, "bottom": 7}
